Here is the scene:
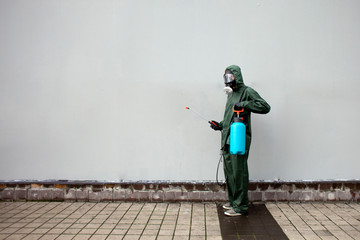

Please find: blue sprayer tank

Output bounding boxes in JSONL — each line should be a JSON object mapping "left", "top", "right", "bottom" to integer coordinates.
{"left": 230, "top": 108, "right": 246, "bottom": 155}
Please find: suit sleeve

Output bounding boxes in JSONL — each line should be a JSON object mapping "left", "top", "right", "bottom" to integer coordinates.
{"left": 240, "top": 87, "right": 270, "bottom": 114}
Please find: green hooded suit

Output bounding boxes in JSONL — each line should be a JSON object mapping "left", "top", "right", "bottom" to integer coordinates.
{"left": 219, "top": 65, "right": 270, "bottom": 213}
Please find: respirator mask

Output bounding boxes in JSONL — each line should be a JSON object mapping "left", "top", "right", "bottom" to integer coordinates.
{"left": 223, "top": 72, "right": 235, "bottom": 95}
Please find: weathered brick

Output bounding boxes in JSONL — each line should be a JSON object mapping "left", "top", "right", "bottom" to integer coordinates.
{"left": 248, "top": 183, "right": 257, "bottom": 191}
{"left": 301, "top": 191, "right": 313, "bottom": 201}
{"left": 151, "top": 191, "right": 164, "bottom": 202}
{"left": 264, "top": 191, "right": 276, "bottom": 201}
{"left": 119, "top": 183, "right": 131, "bottom": 189}
{"left": 200, "top": 191, "right": 213, "bottom": 202}
{"left": 213, "top": 191, "right": 227, "bottom": 201}
{"left": 64, "top": 189, "right": 76, "bottom": 201}
{"left": 294, "top": 183, "right": 306, "bottom": 190}
{"left": 332, "top": 183, "right": 343, "bottom": 190}
{"left": 31, "top": 184, "right": 42, "bottom": 189}
{"left": 344, "top": 182, "right": 356, "bottom": 191}
{"left": 2, "top": 188, "right": 15, "bottom": 200}
{"left": 53, "top": 189, "right": 64, "bottom": 201}
{"left": 282, "top": 184, "right": 293, "bottom": 192}
{"left": 105, "top": 184, "right": 114, "bottom": 189}
{"left": 206, "top": 183, "right": 222, "bottom": 192}
{"left": 14, "top": 189, "right": 27, "bottom": 201}
{"left": 76, "top": 190, "right": 89, "bottom": 202}
{"left": 138, "top": 191, "right": 150, "bottom": 202}
{"left": 276, "top": 191, "right": 289, "bottom": 201}
{"left": 271, "top": 183, "right": 282, "bottom": 190}
{"left": 39, "top": 189, "right": 53, "bottom": 201}
{"left": 319, "top": 183, "right": 332, "bottom": 191}
{"left": 289, "top": 191, "right": 301, "bottom": 201}
{"left": 27, "top": 189, "right": 40, "bottom": 201}
{"left": 164, "top": 191, "right": 176, "bottom": 202}
{"left": 169, "top": 184, "right": 182, "bottom": 191}
{"left": 248, "top": 192, "right": 262, "bottom": 202}
{"left": 195, "top": 184, "right": 206, "bottom": 191}
{"left": 133, "top": 184, "right": 144, "bottom": 191}
{"left": 314, "top": 192, "right": 325, "bottom": 201}
{"left": 175, "top": 191, "right": 188, "bottom": 201}
{"left": 306, "top": 183, "right": 319, "bottom": 191}
{"left": 188, "top": 191, "right": 201, "bottom": 202}
{"left": 158, "top": 184, "right": 170, "bottom": 191}
{"left": 182, "top": 183, "right": 194, "bottom": 191}
{"left": 354, "top": 192, "right": 360, "bottom": 202}
{"left": 100, "top": 189, "right": 113, "bottom": 201}
{"left": 92, "top": 186, "right": 103, "bottom": 192}
{"left": 258, "top": 183, "right": 270, "bottom": 191}
{"left": 89, "top": 191, "right": 101, "bottom": 202}
{"left": 326, "top": 192, "right": 336, "bottom": 201}
{"left": 126, "top": 190, "right": 139, "bottom": 201}
{"left": 144, "top": 184, "right": 157, "bottom": 190}
{"left": 113, "top": 189, "right": 126, "bottom": 201}
{"left": 337, "top": 190, "right": 352, "bottom": 201}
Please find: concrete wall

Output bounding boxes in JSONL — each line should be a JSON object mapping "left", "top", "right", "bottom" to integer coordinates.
{"left": 1, "top": 0, "right": 359, "bottom": 181}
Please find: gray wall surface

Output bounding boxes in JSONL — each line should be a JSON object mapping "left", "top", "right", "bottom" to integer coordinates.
{"left": 1, "top": 0, "right": 360, "bottom": 181}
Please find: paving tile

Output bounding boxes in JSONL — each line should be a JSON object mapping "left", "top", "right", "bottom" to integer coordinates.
{"left": 72, "top": 235, "right": 92, "bottom": 240}
{"left": 39, "top": 234, "right": 60, "bottom": 240}
{"left": 90, "top": 235, "right": 108, "bottom": 240}
{"left": 123, "top": 235, "right": 141, "bottom": 240}
{"left": 22, "top": 234, "right": 45, "bottom": 240}
{"left": 6, "top": 234, "right": 28, "bottom": 240}
{"left": 173, "top": 236, "right": 189, "bottom": 240}
{"left": 139, "top": 236, "right": 156, "bottom": 240}
{"left": 142, "top": 229, "right": 158, "bottom": 235}
{"left": 0, "top": 234, "right": 10, "bottom": 240}
{"left": 107, "top": 235, "right": 125, "bottom": 240}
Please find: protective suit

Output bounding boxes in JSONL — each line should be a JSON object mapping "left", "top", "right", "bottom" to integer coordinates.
{"left": 214, "top": 65, "right": 270, "bottom": 214}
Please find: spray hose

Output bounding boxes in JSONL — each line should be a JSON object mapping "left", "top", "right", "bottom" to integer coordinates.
{"left": 216, "top": 150, "right": 224, "bottom": 187}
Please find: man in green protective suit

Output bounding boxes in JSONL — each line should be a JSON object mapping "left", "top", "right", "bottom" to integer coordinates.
{"left": 210, "top": 65, "right": 270, "bottom": 216}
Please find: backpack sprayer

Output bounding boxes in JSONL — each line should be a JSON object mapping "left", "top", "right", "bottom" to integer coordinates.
{"left": 230, "top": 106, "right": 246, "bottom": 155}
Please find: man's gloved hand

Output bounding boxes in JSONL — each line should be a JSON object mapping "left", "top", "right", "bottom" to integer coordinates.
{"left": 209, "top": 120, "right": 221, "bottom": 131}
{"left": 234, "top": 102, "right": 243, "bottom": 111}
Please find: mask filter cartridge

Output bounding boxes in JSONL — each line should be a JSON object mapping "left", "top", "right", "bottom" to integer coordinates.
{"left": 224, "top": 86, "right": 233, "bottom": 95}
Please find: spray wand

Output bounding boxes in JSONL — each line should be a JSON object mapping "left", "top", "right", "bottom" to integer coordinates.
{"left": 185, "top": 107, "right": 218, "bottom": 127}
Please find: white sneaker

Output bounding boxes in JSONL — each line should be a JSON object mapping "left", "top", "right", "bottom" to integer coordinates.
{"left": 224, "top": 208, "right": 243, "bottom": 217}
{"left": 222, "top": 203, "right": 232, "bottom": 210}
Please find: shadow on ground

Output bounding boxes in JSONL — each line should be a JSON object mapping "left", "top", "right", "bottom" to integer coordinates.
{"left": 217, "top": 203, "right": 288, "bottom": 240}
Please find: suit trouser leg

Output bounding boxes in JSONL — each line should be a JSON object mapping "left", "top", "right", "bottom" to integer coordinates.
{"left": 223, "top": 149, "right": 249, "bottom": 213}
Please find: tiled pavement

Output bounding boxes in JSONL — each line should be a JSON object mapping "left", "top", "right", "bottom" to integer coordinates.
{"left": 267, "top": 203, "right": 360, "bottom": 240}
{"left": 0, "top": 202, "right": 222, "bottom": 240}
{"left": 0, "top": 202, "right": 360, "bottom": 240}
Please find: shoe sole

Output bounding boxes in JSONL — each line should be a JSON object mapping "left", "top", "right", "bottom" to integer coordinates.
{"left": 224, "top": 212, "right": 242, "bottom": 217}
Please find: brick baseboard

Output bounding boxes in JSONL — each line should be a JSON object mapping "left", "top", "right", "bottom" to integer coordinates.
{"left": 1, "top": 180, "right": 359, "bottom": 202}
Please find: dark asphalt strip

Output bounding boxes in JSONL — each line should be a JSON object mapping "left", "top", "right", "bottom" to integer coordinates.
{"left": 217, "top": 203, "right": 289, "bottom": 240}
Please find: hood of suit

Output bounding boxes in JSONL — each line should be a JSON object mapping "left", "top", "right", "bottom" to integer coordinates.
{"left": 225, "top": 65, "right": 245, "bottom": 91}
